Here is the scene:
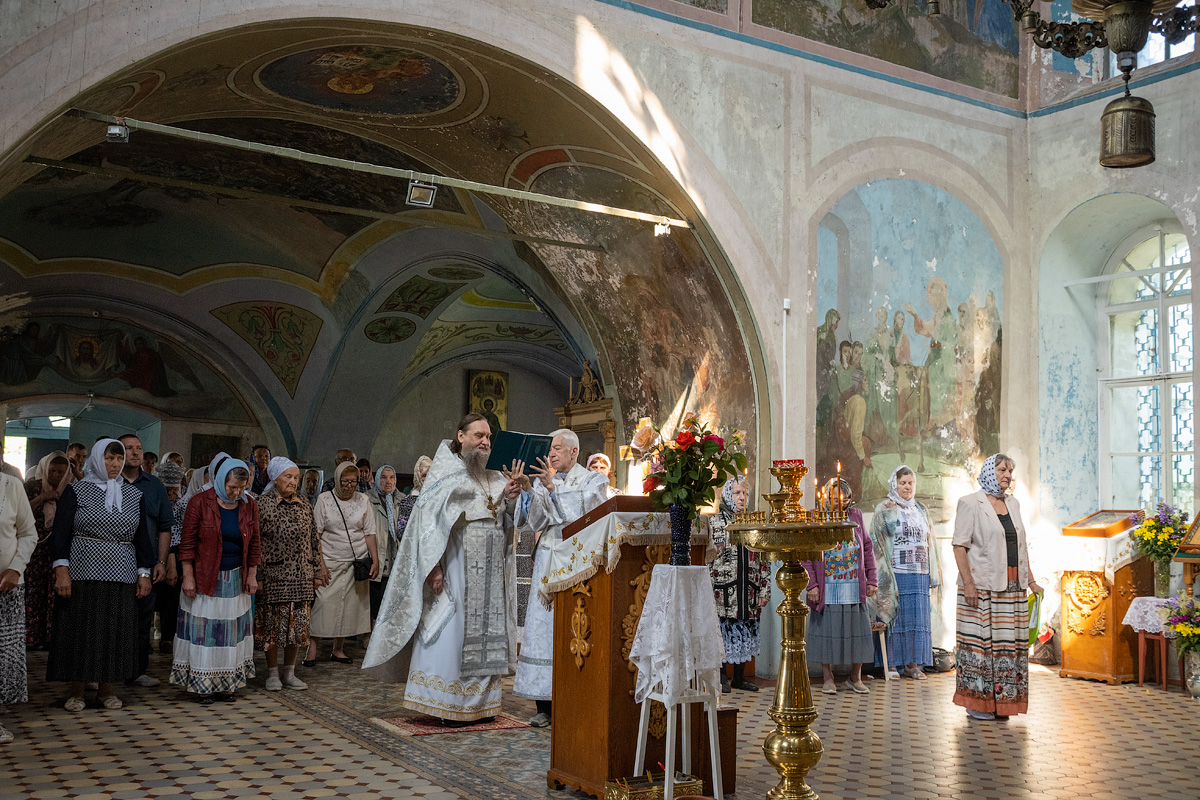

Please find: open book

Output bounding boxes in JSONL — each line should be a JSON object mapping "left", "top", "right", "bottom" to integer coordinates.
{"left": 485, "top": 430, "right": 554, "bottom": 472}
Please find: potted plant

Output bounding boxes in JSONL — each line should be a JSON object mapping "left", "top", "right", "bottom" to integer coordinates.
{"left": 629, "top": 412, "right": 747, "bottom": 566}
{"left": 1161, "top": 593, "right": 1200, "bottom": 700}
{"left": 1128, "top": 503, "right": 1188, "bottom": 597}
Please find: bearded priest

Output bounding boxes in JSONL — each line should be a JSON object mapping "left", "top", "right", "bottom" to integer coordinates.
{"left": 511, "top": 428, "right": 610, "bottom": 728}
{"left": 363, "top": 414, "right": 523, "bottom": 727}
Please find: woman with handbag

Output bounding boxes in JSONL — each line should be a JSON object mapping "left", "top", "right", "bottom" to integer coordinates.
{"left": 306, "top": 461, "right": 378, "bottom": 666}
{"left": 171, "top": 458, "right": 260, "bottom": 704}
{"left": 952, "top": 453, "right": 1043, "bottom": 721}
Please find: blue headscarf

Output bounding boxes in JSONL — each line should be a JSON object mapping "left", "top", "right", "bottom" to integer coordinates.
{"left": 214, "top": 458, "right": 251, "bottom": 504}
{"left": 376, "top": 465, "right": 396, "bottom": 532}
{"left": 978, "top": 454, "right": 1007, "bottom": 498}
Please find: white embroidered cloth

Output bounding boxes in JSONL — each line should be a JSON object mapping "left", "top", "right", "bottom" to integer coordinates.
{"left": 627, "top": 565, "right": 725, "bottom": 708}
{"left": 540, "top": 511, "right": 714, "bottom": 603}
{"left": 1121, "top": 595, "right": 1177, "bottom": 638}
{"left": 1064, "top": 530, "right": 1142, "bottom": 584}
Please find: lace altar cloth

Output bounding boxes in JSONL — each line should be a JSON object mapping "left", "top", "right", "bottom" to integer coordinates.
{"left": 1121, "top": 596, "right": 1177, "bottom": 638}
{"left": 628, "top": 565, "right": 725, "bottom": 709}
{"left": 539, "top": 511, "right": 714, "bottom": 604}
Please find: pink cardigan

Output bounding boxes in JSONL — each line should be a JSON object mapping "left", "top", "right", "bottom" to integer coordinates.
{"left": 800, "top": 507, "right": 878, "bottom": 614}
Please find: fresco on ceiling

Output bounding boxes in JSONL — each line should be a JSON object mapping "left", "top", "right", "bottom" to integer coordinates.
{"left": 258, "top": 46, "right": 461, "bottom": 115}
{"left": 752, "top": 0, "right": 1020, "bottom": 97}
{"left": 376, "top": 276, "right": 466, "bottom": 318}
{"left": 428, "top": 266, "right": 485, "bottom": 281}
{"left": 0, "top": 316, "right": 251, "bottom": 423}
{"left": 403, "top": 321, "right": 570, "bottom": 378}
{"left": 815, "top": 179, "right": 1003, "bottom": 525}
{"left": 469, "top": 115, "right": 531, "bottom": 154}
{"left": 518, "top": 166, "right": 757, "bottom": 465}
{"left": 0, "top": 118, "right": 462, "bottom": 277}
{"left": 211, "top": 302, "right": 323, "bottom": 397}
{"left": 365, "top": 317, "right": 417, "bottom": 344}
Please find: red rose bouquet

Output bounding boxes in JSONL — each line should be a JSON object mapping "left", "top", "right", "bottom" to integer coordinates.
{"left": 628, "top": 413, "right": 747, "bottom": 520}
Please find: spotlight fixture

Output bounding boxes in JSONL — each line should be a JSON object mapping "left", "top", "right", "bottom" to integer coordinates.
{"left": 105, "top": 119, "right": 130, "bottom": 143}
{"left": 653, "top": 221, "right": 671, "bottom": 237}
{"left": 405, "top": 180, "right": 437, "bottom": 208}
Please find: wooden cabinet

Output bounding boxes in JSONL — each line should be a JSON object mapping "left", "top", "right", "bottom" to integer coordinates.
{"left": 547, "top": 499, "right": 736, "bottom": 798}
{"left": 1059, "top": 558, "right": 1153, "bottom": 684}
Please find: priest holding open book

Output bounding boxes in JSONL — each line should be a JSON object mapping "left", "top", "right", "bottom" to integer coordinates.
{"left": 508, "top": 429, "right": 609, "bottom": 728}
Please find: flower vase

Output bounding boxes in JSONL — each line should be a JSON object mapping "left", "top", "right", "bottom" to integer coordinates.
{"left": 669, "top": 504, "right": 692, "bottom": 566}
{"left": 1153, "top": 560, "right": 1172, "bottom": 598}
{"left": 1186, "top": 652, "right": 1200, "bottom": 701}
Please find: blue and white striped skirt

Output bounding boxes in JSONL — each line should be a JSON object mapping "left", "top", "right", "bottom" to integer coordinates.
{"left": 170, "top": 568, "right": 255, "bottom": 694}
{"left": 883, "top": 572, "right": 933, "bottom": 668}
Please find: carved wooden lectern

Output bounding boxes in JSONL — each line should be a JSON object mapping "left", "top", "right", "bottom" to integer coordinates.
{"left": 545, "top": 496, "right": 736, "bottom": 798}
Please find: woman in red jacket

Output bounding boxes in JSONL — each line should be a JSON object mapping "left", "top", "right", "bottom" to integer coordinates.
{"left": 171, "top": 458, "right": 260, "bottom": 704}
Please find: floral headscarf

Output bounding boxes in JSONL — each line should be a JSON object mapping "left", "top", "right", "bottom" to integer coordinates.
{"left": 37, "top": 450, "right": 73, "bottom": 529}
{"left": 888, "top": 465, "right": 917, "bottom": 509}
{"left": 978, "top": 454, "right": 1007, "bottom": 498}
{"left": 720, "top": 476, "right": 745, "bottom": 514}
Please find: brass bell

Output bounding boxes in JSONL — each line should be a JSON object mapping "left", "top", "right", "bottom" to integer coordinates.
{"left": 1100, "top": 93, "right": 1155, "bottom": 168}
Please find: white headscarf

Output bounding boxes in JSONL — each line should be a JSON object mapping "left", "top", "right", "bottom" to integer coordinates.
{"left": 888, "top": 465, "right": 917, "bottom": 509}
{"left": 267, "top": 456, "right": 298, "bottom": 483}
{"left": 83, "top": 439, "right": 126, "bottom": 513}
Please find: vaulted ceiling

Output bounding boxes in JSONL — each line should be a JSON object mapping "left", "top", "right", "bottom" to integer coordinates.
{"left": 0, "top": 18, "right": 763, "bottom": 460}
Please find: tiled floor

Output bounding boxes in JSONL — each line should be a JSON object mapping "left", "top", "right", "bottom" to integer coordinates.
{"left": 2, "top": 645, "right": 1197, "bottom": 799}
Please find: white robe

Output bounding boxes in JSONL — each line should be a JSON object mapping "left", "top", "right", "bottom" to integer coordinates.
{"left": 363, "top": 441, "right": 517, "bottom": 721}
{"left": 512, "top": 463, "right": 610, "bottom": 701}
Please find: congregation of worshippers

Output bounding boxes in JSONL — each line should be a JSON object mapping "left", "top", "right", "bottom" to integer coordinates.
{"left": 0, "top": 412, "right": 1035, "bottom": 742}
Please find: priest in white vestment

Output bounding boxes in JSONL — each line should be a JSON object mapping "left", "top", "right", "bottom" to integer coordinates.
{"left": 512, "top": 429, "right": 610, "bottom": 727}
{"left": 363, "top": 415, "right": 522, "bottom": 726}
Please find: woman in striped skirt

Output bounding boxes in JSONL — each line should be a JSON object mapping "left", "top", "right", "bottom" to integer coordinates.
{"left": 951, "top": 453, "right": 1043, "bottom": 720}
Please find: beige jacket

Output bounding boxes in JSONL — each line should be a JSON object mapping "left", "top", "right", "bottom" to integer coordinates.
{"left": 0, "top": 473, "right": 37, "bottom": 583}
{"left": 951, "top": 490, "right": 1031, "bottom": 592}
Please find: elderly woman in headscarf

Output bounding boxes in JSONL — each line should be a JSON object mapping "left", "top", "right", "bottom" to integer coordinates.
{"left": 709, "top": 476, "right": 773, "bottom": 693}
{"left": 0, "top": 463, "right": 36, "bottom": 743}
{"left": 586, "top": 453, "right": 621, "bottom": 498}
{"left": 22, "top": 451, "right": 73, "bottom": 649}
{"left": 871, "top": 465, "right": 941, "bottom": 680}
{"left": 47, "top": 439, "right": 155, "bottom": 712}
{"left": 256, "top": 457, "right": 328, "bottom": 691}
{"left": 952, "top": 453, "right": 1042, "bottom": 720}
{"left": 368, "top": 464, "right": 402, "bottom": 622}
{"left": 391, "top": 455, "right": 431, "bottom": 551}
{"left": 802, "top": 478, "right": 878, "bottom": 695}
{"left": 172, "top": 458, "right": 260, "bottom": 704}
{"left": 305, "top": 461, "right": 378, "bottom": 666}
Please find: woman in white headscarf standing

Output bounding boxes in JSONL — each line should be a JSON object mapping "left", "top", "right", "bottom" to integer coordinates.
{"left": 22, "top": 451, "right": 73, "bottom": 649}
{"left": 952, "top": 453, "right": 1042, "bottom": 720}
{"left": 306, "top": 461, "right": 378, "bottom": 666}
{"left": 255, "top": 457, "right": 327, "bottom": 691}
{"left": 368, "top": 465, "right": 401, "bottom": 622}
{"left": 870, "top": 465, "right": 940, "bottom": 680}
{"left": 47, "top": 439, "right": 156, "bottom": 711}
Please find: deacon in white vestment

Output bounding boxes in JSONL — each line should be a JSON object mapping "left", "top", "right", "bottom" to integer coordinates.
{"left": 362, "top": 415, "right": 522, "bottom": 724}
{"left": 512, "top": 429, "right": 610, "bottom": 727}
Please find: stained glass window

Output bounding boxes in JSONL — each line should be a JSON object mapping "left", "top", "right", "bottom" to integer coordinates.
{"left": 1104, "top": 231, "right": 1193, "bottom": 512}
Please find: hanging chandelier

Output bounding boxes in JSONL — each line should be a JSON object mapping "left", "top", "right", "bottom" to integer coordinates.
{"left": 867, "top": 0, "right": 1197, "bottom": 168}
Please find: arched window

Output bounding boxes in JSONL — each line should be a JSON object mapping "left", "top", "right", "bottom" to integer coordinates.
{"left": 1100, "top": 227, "right": 1193, "bottom": 510}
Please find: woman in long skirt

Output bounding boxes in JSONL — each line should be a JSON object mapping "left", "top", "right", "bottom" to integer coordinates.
{"left": 0, "top": 470, "right": 37, "bottom": 741}
{"left": 952, "top": 453, "right": 1042, "bottom": 720}
{"left": 871, "top": 465, "right": 941, "bottom": 679}
{"left": 803, "top": 479, "right": 878, "bottom": 694}
{"left": 22, "top": 451, "right": 72, "bottom": 649}
{"left": 48, "top": 439, "right": 155, "bottom": 711}
{"left": 172, "top": 459, "right": 260, "bottom": 703}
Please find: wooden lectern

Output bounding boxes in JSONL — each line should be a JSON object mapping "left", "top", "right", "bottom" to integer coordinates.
{"left": 1173, "top": 516, "right": 1200, "bottom": 596}
{"left": 546, "top": 496, "right": 736, "bottom": 798}
{"left": 1060, "top": 510, "right": 1151, "bottom": 684}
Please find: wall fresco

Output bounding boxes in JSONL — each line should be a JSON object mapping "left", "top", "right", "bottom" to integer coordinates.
{"left": 211, "top": 302, "right": 323, "bottom": 397}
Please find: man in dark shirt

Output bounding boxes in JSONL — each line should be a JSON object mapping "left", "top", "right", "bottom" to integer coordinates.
{"left": 321, "top": 448, "right": 368, "bottom": 493}
{"left": 118, "top": 433, "right": 175, "bottom": 687}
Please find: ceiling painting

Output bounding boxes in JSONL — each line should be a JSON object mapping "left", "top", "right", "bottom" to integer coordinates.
{"left": 258, "top": 46, "right": 462, "bottom": 116}
{"left": 403, "top": 320, "right": 570, "bottom": 379}
{"left": 376, "top": 275, "right": 466, "bottom": 318}
{"left": 459, "top": 277, "right": 539, "bottom": 311}
{"left": 427, "top": 265, "right": 485, "bottom": 281}
{"left": 0, "top": 315, "right": 252, "bottom": 424}
{"left": 364, "top": 317, "right": 418, "bottom": 344}
{"left": 212, "top": 301, "right": 323, "bottom": 397}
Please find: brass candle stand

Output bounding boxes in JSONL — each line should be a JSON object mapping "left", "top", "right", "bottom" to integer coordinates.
{"left": 726, "top": 462, "right": 854, "bottom": 800}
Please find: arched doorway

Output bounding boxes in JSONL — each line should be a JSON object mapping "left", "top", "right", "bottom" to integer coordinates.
{"left": 0, "top": 18, "right": 767, "bottom": 475}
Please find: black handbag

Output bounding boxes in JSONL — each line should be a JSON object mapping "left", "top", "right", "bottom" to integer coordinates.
{"left": 330, "top": 492, "right": 373, "bottom": 582}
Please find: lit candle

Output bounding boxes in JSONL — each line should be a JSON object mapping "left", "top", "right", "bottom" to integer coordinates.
{"left": 835, "top": 462, "right": 843, "bottom": 513}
